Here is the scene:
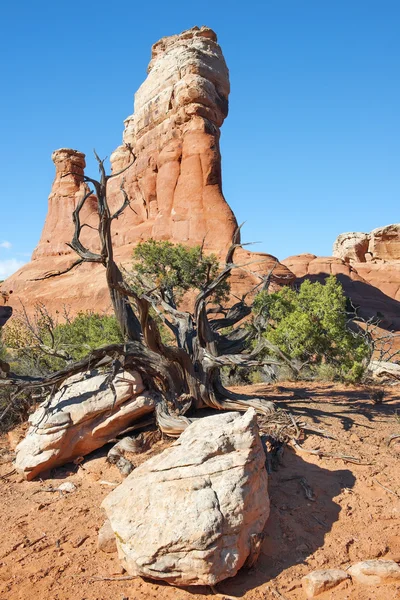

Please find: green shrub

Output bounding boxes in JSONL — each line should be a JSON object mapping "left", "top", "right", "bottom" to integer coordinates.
{"left": 253, "top": 276, "right": 370, "bottom": 382}
{"left": 131, "top": 239, "right": 230, "bottom": 304}
{"left": 3, "top": 307, "right": 123, "bottom": 376}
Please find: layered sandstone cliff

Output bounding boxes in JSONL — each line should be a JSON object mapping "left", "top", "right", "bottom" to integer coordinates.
{"left": 4, "top": 26, "right": 293, "bottom": 314}
{"left": 333, "top": 224, "right": 400, "bottom": 265}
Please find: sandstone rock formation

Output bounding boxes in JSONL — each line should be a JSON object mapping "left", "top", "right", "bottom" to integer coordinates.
{"left": 333, "top": 232, "right": 370, "bottom": 263}
{"left": 3, "top": 26, "right": 293, "bottom": 315}
{"left": 101, "top": 409, "right": 269, "bottom": 586}
{"left": 332, "top": 224, "right": 400, "bottom": 304}
{"left": 15, "top": 370, "right": 155, "bottom": 480}
{"left": 333, "top": 224, "right": 400, "bottom": 264}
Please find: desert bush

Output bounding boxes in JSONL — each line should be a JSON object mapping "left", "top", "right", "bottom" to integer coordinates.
{"left": 1, "top": 307, "right": 124, "bottom": 430}
{"left": 253, "top": 276, "right": 370, "bottom": 382}
{"left": 3, "top": 305, "right": 123, "bottom": 376}
{"left": 131, "top": 239, "right": 230, "bottom": 304}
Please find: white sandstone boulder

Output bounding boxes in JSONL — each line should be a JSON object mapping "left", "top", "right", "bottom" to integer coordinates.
{"left": 15, "top": 369, "right": 154, "bottom": 480}
{"left": 101, "top": 408, "right": 269, "bottom": 586}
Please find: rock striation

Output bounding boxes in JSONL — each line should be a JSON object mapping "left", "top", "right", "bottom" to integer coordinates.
{"left": 3, "top": 26, "right": 294, "bottom": 315}
{"left": 15, "top": 370, "right": 154, "bottom": 480}
{"left": 101, "top": 409, "right": 269, "bottom": 586}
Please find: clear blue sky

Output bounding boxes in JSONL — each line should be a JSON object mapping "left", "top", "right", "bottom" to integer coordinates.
{"left": 0, "top": 1, "right": 399, "bottom": 278}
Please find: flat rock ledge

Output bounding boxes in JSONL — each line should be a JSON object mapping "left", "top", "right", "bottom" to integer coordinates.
{"left": 101, "top": 408, "right": 269, "bottom": 586}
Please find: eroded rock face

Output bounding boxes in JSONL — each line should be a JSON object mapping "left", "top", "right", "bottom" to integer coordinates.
{"left": 15, "top": 370, "right": 154, "bottom": 480}
{"left": 108, "top": 26, "right": 236, "bottom": 248}
{"left": 101, "top": 409, "right": 269, "bottom": 586}
{"left": 4, "top": 26, "right": 294, "bottom": 314}
{"left": 369, "top": 224, "right": 400, "bottom": 261}
{"left": 331, "top": 224, "right": 400, "bottom": 307}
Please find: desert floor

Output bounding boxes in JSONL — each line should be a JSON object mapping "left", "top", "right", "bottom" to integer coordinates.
{"left": 1, "top": 382, "right": 399, "bottom": 600}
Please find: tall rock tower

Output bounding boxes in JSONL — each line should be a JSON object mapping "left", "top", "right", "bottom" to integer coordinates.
{"left": 4, "top": 27, "right": 294, "bottom": 313}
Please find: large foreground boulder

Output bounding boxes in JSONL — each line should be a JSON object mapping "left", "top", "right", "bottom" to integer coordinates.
{"left": 101, "top": 408, "right": 269, "bottom": 586}
{"left": 15, "top": 370, "right": 154, "bottom": 480}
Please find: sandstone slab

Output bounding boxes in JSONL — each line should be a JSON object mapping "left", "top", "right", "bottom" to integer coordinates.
{"left": 302, "top": 569, "right": 349, "bottom": 597}
{"left": 369, "top": 360, "right": 400, "bottom": 379}
{"left": 101, "top": 408, "right": 269, "bottom": 586}
{"left": 15, "top": 370, "right": 154, "bottom": 480}
{"left": 348, "top": 559, "right": 400, "bottom": 585}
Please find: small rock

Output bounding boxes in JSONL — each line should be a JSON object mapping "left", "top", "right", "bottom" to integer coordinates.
{"left": 348, "top": 559, "right": 400, "bottom": 585}
{"left": 302, "top": 569, "right": 349, "bottom": 598}
{"left": 110, "top": 563, "right": 125, "bottom": 575}
{"left": 58, "top": 482, "right": 76, "bottom": 493}
{"left": 97, "top": 519, "right": 117, "bottom": 554}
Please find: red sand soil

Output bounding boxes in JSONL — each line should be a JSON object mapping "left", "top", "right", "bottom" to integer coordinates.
{"left": 1, "top": 382, "right": 400, "bottom": 600}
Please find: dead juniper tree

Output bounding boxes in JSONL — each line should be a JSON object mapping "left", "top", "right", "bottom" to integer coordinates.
{"left": 0, "top": 152, "right": 299, "bottom": 439}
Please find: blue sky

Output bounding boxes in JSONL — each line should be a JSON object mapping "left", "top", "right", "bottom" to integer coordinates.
{"left": 0, "top": 1, "right": 399, "bottom": 278}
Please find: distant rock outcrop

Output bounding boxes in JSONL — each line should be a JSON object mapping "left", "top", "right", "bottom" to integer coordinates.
{"left": 333, "top": 224, "right": 400, "bottom": 266}
{"left": 333, "top": 232, "right": 370, "bottom": 263}
{"left": 3, "top": 26, "right": 293, "bottom": 315}
{"left": 332, "top": 224, "right": 400, "bottom": 305}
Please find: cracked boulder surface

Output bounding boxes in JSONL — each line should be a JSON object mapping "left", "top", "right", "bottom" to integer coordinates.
{"left": 101, "top": 408, "right": 269, "bottom": 586}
